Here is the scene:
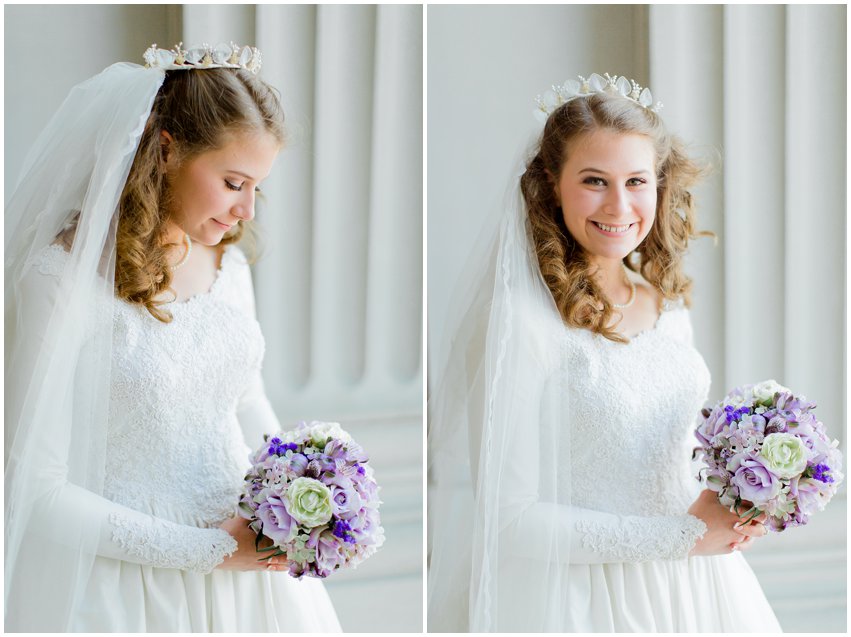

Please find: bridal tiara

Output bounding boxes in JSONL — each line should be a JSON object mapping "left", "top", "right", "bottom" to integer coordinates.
{"left": 534, "top": 72, "right": 663, "bottom": 122}
{"left": 143, "top": 42, "right": 262, "bottom": 74}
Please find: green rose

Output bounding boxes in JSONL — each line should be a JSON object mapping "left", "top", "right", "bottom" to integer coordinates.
{"left": 760, "top": 433, "right": 808, "bottom": 479}
{"left": 285, "top": 477, "right": 333, "bottom": 527}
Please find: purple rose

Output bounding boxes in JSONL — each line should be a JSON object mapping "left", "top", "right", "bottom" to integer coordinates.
{"left": 789, "top": 476, "right": 826, "bottom": 516}
{"left": 284, "top": 453, "right": 309, "bottom": 479}
{"left": 256, "top": 495, "right": 299, "bottom": 545}
{"left": 730, "top": 456, "right": 781, "bottom": 506}
{"left": 314, "top": 529, "right": 347, "bottom": 575}
{"left": 330, "top": 480, "right": 363, "bottom": 519}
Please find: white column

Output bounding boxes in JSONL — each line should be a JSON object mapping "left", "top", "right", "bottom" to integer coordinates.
{"left": 783, "top": 4, "right": 846, "bottom": 448}
{"left": 365, "top": 5, "right": 424, "bottom": 386}
{"left": 722, "top": 5, "right": 786, "bottom": 387}
{"left": 181, "top": 5, "right": 254, "bottom": 46}
{"left": 255, "top": 5, "right": 317, "bottom": 391}
{"left": 310, "top": 5, "right": 377, "bottom": 387}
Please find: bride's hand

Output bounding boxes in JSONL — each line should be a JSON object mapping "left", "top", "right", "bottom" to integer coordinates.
{"left": 216, "top": 516, "right": 290, "bottom": 572}
{"left": 687, "top": 489, "right": 767, "bottom": 556}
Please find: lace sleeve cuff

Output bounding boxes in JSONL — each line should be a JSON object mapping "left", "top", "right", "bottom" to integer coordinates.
{"left": 575, "top": 513, "right": 707, "bottom": 563}
{"left": 108, "top": 512, "right": 238, "bottom": 573}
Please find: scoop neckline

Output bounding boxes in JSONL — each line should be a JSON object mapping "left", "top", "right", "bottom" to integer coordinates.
{"left": 161, "top": 243, "right": 236, "bottom": 308}
{"left": 615, "top": 305, "right": 668, "bottom": 341}
{"left": 568, "top": 301, "right": 680, "bottom": 345}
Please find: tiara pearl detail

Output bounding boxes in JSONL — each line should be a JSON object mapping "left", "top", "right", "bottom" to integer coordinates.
{"left": 143, "top": 42, "right": 262, "bottom": 74}
{"left": 534, "top": 72, "right": 663, "bottom": 123}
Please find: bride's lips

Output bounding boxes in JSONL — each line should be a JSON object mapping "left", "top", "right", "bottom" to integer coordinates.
{"left": 590, "top": 220, "right": 637, "bottom": 237}
{"left": 212, "top": 219, "right": 232, "bottom": 230}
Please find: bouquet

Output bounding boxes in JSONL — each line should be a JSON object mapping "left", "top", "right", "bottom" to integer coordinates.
{"left": 239, "top": 420, "right": 385, "bottom": 577}
{"left": 695, "top": 379, "right": 843, "bottom": 531}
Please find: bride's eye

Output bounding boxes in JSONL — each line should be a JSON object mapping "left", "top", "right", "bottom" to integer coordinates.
{"left": 627, "top": 177, "right": 647, "bottom": 187}
{"left": 225, "top": 180, "right": 243, "bottom": 192}
{"left": 583, "top": 176, "right": 606, "bottom": 186}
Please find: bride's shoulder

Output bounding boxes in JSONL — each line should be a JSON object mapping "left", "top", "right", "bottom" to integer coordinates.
{"left": 508, "top": 290, "right": 572, "bottom": 362}
{"left": 27, "top": 242, "right": 71, "bottom": 279}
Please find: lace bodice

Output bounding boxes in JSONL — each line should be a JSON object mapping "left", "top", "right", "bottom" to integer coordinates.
{"left": 564, "top": 303, "right": 711, "bottom": 517}
{"left": 105, "top": 245, "right": 262, "bottom": 527}
{"left": 24, "top": 244, "right": 282, "bottom": 573}
{"left": 561, "top": 303, "right": 712, "bottom": 561}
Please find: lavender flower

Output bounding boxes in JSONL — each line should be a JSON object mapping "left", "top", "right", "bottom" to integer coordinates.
{"left": 811, "top": 463, "right": 835, "bottom": 484}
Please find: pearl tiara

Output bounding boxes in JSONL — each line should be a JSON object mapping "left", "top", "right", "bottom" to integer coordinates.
{"left": 143, "top": 42, "right": 262, "bottom": 74}
{"left": 534, "top": 72, "right": 663, "bottom": 123}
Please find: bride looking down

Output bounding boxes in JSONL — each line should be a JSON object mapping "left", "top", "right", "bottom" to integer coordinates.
{"left": 427, "top": 74, "right": 782, "bottom": 632}
{"left": 5, "top": 45, "right": 341, "bottom": 632}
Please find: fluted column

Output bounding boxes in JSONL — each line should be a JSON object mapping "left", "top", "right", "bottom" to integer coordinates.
{"left": 722, "top": 5, "right": 787, "bottom": 388}
{"left": 783, "top": 5, "right": 845, "bottom": 446}
{"left": 181, "top": 5, "right": 254, "bottom": 46}
{"left": 365, "top": 5, "right": 423, "bottom": 386}
{"left": 310, "top": 5, "right": 376, "bottom": 390}
{"left": 255, "top": 5, "right": 316, "bottom": 391}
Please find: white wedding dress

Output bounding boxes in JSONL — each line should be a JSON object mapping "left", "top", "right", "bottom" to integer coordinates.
{"left": 20, "top": 243, "right": 341, "bottom": 632}
{"left": 493, "top": 299, "right": 783, "bottom": 632}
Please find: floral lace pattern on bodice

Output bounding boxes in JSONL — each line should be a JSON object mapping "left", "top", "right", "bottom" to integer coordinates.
{"left": 563, "top": 304, "right": 711, "bottom": 516}
{"left": 562, "top": 303, "right": 712, "bottom": 561}
{"left": 28, "top": 243, "right": 264, "bottom": 572}
{"left": 105, "top": 245, "right": 263, "bottom": 528}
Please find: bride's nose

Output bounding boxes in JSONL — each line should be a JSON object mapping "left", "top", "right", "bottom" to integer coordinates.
{"left": 602, "top": 184, "right": 631, "bottom": 217}
{"left": 232, "top": 190, "right": 255, "bottom": 221}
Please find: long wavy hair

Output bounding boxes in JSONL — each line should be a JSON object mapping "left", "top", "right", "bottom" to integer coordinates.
{"left": 520, "top": 92, "right": 710, "bottom": 343}
{"left": 116, "top": 68, "right": 285, "bottom": 322}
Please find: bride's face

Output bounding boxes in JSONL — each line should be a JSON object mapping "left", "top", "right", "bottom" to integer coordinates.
{"left": 164, "top": 130, "right": 279, "bottom": 246}
{"left": 554, "top": 129, "right": 657, "bottom": 267}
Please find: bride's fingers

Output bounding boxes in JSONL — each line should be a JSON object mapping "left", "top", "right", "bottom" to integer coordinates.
{"left": 264, "top": 556, "right": 289, "bottom": 571}
{"left": 733, "top": 520, "right": 767, "bottom": 538}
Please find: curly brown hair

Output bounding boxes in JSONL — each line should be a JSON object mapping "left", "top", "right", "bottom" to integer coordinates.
{"left": 520, "top": 92, "right": 710, "bottom": 343}
{"left": 116, "top": 68, "right": 285, "bottom": 322}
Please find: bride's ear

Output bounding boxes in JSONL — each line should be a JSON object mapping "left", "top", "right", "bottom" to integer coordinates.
{"left": 545, "top": 168, "right": 561, "bottom": 201}
{"left": 160, "top": 130, "right": 175, "bottom": 167}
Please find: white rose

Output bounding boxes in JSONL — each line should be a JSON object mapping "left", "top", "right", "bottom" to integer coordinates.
{"left": 306, "top": 420, "right": 351, "bottom": 446}
{"left": 760, "top": 432, "right": 809, "bottom": 479}
{"left": 752, "top": 379, "right": 789, "bottom": 405}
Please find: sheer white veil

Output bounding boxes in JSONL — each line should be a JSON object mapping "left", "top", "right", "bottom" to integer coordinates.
{"left": 428, "top": 145, "right": 575, "bottom": 631}
{"left": 5, "top": 62, "right": 165, "bottom": 630}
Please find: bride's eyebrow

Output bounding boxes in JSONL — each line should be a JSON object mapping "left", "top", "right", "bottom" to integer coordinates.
{"left": 226, "top": 170, "right": 256, "bottom": 181}
{"left": 578, "top": 168, "right": 650, "bottom": 176}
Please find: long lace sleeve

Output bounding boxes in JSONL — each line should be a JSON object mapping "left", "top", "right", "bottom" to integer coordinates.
{"left": 13, "top": 249, "right": 237, "bottom": 573}
{"left": 501, "top": 499, "right": 706, "bottom": 564}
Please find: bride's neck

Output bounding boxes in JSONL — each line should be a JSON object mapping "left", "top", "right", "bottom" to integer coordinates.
{"left": 590, "top": 258, "right": 631, "bottom": 306}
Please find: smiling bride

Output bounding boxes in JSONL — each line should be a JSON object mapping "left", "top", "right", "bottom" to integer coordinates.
{"left": 428, "top": 73, "right": 783, "bottom": 632}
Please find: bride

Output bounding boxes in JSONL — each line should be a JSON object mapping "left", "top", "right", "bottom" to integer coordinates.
{"left": 5, "top": 43, "right": 341, "bottom": 632}
{"left": 427, "top": 74, "right": 783, "bottom": 632}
